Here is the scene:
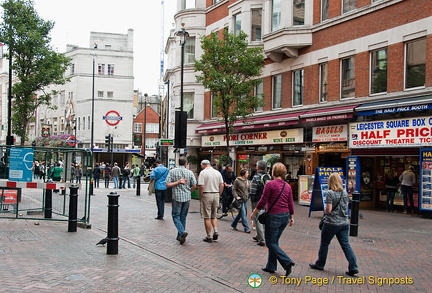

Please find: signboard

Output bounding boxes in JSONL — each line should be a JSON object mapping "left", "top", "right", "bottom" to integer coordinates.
{"left": 309, "top": 167, "right": 344, "bottom": 216}
{"left": 133, "top": 133, "right": 142, "bottom": 145}
{"left": 313, "top": 125, "right": 348, "bottom": 142}
{"left": 160, "top": 139, "right": 174, "bottom": 146}
{"left": 1, "top": 189, "right": 18, "bottom": 204}
{"left": 302, "top": 113, "right": 353, "bottom": 123}
{"left": 9, "top": 148, "right": 33, "bottom": 182}
{"left": 357, "top": 104, "right": 432, "bottom": 116}
{"left": 66, "top": 136, "right": 77, "bottom": 146}
{"left": 349, "top": 116, "right": 432, "bottom": 148}
{"left": 298, "top": 175, "right": 314, "bottom": 206}
{"left": 420, "top": 149, "right": 432, "bottom": 211}
{"left": 238, "top": 154, "right": 248, "bottom": 162}
{"left": 346, "top": 156, "right": 360, "bottom": 198}
{"left": 103, "top": 110, "right": 122, "bottom": 126}
{"left": 201, "top": 129, "right": 303, "bottom": 147}
{"left": 41, "top": 127, "right": 50, "bottom": 137}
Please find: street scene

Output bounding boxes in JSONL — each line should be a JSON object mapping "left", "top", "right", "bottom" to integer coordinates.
{"left": 1, "top": 185, "right": 431, "bottom": 292}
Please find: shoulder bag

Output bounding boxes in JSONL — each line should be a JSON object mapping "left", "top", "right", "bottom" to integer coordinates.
{"left": 319, "top": 191, "right": 342, "bottom": 230}
{"left": 148, "top": 169, "right": 168, "bottom": 195}
{"left": 258, "top": 183, "right": 287, "bottom": 224}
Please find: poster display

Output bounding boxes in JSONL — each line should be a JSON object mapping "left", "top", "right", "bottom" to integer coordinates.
{"left": 308, "top": 167, "right": 344, "bottom": 216}
{"left": 8, "top": 148, "right": 33, "bottom": 182}
{"left": 346, "top": 156, "right": 360, "bottom": 197}
{"left": 420, "top": 149, "right": 432, "bottom": 211}
{"left": 298, "top": 175, "right": 314, "bottom": 206}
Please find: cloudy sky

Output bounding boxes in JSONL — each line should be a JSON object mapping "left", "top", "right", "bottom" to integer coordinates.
{"left": 33, "top": 0, "right": 177, "bottom": 95}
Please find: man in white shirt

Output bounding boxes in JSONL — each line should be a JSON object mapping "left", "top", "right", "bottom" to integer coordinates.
{"left": 197, "top": 160, "right": 224, "bottom": 243}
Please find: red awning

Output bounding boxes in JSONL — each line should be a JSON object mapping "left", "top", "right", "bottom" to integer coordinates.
{"left": 300, "top": 105, "right": 358, "bottom": 123}
{"left": 195, "top": 112, "right": 305, "bottom": 134}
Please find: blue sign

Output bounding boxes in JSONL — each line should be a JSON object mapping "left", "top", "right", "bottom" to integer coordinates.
{"left": 9, "top": 148, "right": 34, "bottom": 182}
{"left": 358, "top": 104, "right": 432, "bottom": 116}
{"left": 419, "top": 149, "right": 432, "bottom": 211}
{"left": 309, "top": 167, "right": 344, "bottom": 216}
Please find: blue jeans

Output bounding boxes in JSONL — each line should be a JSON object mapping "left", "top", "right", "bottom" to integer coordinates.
{"left": 401, "top": 185, "right": 414, "bottom": 212}
{"left": 231, "top": 201, "right": 250, "bottom": 232}
{"left": 264, "top": 212, "right": 294, "bottom": 271}
{"left": 155, "top": 189, "right": 166, "bottom": 218}
{"left": 172, "top": 199, "right": 190, "bottom": 238}
{"left": 386, "top": 190, "right": 396, "bottom": 211}
{"left": 122, "top": 176, "right": 131, "bottom": 188}
{"left": 113, "top": 176, "right": 119, "bottom": 188}
{"left": 315, "top": 223, "right": 358, "bottom": 271}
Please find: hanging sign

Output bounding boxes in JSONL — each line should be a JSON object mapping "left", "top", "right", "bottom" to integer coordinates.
{"left": 103, "top": 110, "right": 122, "bottom": 126}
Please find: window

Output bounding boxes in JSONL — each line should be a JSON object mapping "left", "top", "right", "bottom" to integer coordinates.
{"left": 83, "top": 117, "right": 86, "bottom": 130}
{"left": 321, "top": 0, "right": 329, "bottom": 21}
{"left": 107, "top": 91, "right": 114, "bottom": 98}
{"left": 211, "top": 94, "right": 217, "bottom": 118}
{"left": 293, "top": 0, "right": 305, "bottom": 25}
{"left": 319, "top": 63, "right": 328, "bottom": 102}
{"left": 371, "top": 48, "right": 388, "bottom": 94}
{"left": 88, "top": 116, "right": 90, "bottom": 129}
{"left": 405, "top": 38, "right": 426, "bottom": 89}
{"left": 182, "top": 0, "right": 195, "bottom": 9}
{"left": 146, "top": 138, "right": 158, "bottom": 149}
{"left": 146, "top": 123, "right": 160, "bottom": 133}
{"left": 98, "top": 63, "right": 105, "bottom": 75}
{"left": 70, "top": 63, "right": 75, "bottom": 75}
{"left": 184, "top": 93, "right": 194, "bottom": 119}
{"left": 254, "top": 81, "right": 264, "bottom": 112}
{"left": 78, "top": 117, "right": 80, "bottom": 131}
{"left": 293, "top": 70, "right": 304, "bottom": 106}
{"left": 271, "top": 0, "right": 281, "bottom": 31}
{"left": 272, "top": 74, "right": 282, "bottom": 109}
{"left": 98, "top": 91, "right": 104, "bottom": 98}
{"left": 343, "top": 0, "right": 356, "bottom": 13}
{"left": 108, "top": 64, "right": 114, "bottom": 76}
{"left": 251, "top": 9, "right": 262, "bottom": 41}
{"left": 60, "top": 91, "right": 65, "bottom": 104}
{"left": 134, "top": 123, "right": 142, "bottom": 133}
{"left": 185, "top": 37, "right": 195, "bottom": 64}
{"left": 341, "top": 57, "right": 355, "bottom": 98}
{"left": 234, "top": 13, "right": 242, "bottom": 35}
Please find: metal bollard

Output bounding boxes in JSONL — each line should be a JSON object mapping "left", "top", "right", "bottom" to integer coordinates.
{"left": 349, "top": 191, "right": 360, "bottom": 237}
{"left": 68, "top": 184, "right": 79, "bottom": 232}
{"left": 44, "top": 189, "right": 52, "bottom": 219}
{"left": 89, "top": 180, "right": 94, "bottom": 196}
{"left": 107, "top": 192, "right": 120, "bottom": 255}
{"left": 136, "top": 176, "right": 140, "bottom": 196}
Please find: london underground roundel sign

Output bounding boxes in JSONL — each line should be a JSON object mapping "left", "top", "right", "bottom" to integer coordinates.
{"left": 103, "top": 110, "right": 122, "bottom": 126}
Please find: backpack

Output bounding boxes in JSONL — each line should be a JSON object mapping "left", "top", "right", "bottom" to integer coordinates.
{"left": 250, "top": 173, "right": 271, "bottom": 202}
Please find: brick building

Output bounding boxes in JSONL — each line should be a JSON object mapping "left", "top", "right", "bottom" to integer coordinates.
{"left": 165, "top": 0, "right": 432, "bottom": 210}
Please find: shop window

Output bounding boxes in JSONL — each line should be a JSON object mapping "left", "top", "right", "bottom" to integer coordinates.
{"left": 319, "top": 63, "right": 328, "bottom": 102}
{"left": 293, "top": 0, "right": 305, "bottom": 25}
{"left": 271, "top": 0, "right": 282, "bottom": 31}
{"left": 293, "top": 69, "right": 304, "bottom": 106}
{"left": 405, "top": 38, "right": 426, "bottom": 89}
{"left": 251, "top": 9, "right": 262, "bottom": 41}
{"left": 371, "top": 48, "right": 388, "bottom": 94}
{"left": 272, "top": 74, "right": 282, "bottom": 109}
{"left": 341, "top": 56, "right": 355, "bottom": 99}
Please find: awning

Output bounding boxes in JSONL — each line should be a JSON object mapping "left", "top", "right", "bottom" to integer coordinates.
{"left": 300, "top": 105, "right": 357, "bottom": 122}
{"left": 356, "top": 95, "right": 432, "bottom": 116}
{"left": 195, "top": 112, "right": 305, "bottom": 134}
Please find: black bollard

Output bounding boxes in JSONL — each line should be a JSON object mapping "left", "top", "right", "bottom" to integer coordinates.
{"left": 68, "top": 184, "right": 79, "bottom": 232}
{"left": 349, "top": 191, "right": 360, "bottom": 236}
{"left": 107, "top": 191, "right": 120, "bottom": 255}
{"left": 136, "top": 176, "right": 140, "bottom": 196}
{"left": 44, "top": 189, "right": 52, "bottom": 219}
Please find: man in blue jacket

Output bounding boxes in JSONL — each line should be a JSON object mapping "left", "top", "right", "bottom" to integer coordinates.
{"left": 150, "top": 159, "right": 169, "bottom": 220}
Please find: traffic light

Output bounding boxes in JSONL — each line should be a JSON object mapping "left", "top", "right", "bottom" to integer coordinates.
{"left": 105, "top": 134, "right": 111, "bottom": 151}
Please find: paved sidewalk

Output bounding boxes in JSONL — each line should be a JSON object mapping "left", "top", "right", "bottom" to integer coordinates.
{"left": 1, "top": 185, "right": 431, "bottom": 292}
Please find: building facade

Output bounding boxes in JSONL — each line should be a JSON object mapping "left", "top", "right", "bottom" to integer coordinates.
{"left": 164, "top": 0, "right": 432, "bottom": 210}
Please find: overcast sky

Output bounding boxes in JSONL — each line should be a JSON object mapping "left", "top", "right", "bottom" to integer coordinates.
{"left": 33, "top": 0, "right": 176, "bottom": 96}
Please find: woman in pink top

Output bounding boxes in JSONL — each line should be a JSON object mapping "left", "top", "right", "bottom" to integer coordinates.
{"left": 250, "top": 162, "right": 295, "bottom": 277}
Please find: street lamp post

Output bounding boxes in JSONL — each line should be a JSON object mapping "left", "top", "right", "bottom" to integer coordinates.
{"left": 90, "top": 55, "right": 95, "bottom": 152}
{"left": 174, "top": 26, "right": 189, "bottom": 149}
{"left": 142, "top": 93, "right": 148, "bottom": 165}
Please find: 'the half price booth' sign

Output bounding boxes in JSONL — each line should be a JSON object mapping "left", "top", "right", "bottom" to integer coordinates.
{"left": 349, "top": 116, "right": 432, "bottom": 148}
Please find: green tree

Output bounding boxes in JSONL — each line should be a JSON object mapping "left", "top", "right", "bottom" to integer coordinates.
{"left": 194, "top": 30, "right": 265, "bottom": 163}
{"left": 0, "top": 0, "right": 71, "bottom": 145}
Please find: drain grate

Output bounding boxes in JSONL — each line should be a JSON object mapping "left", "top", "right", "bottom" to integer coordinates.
{"left": 0, "top": 230, "right": 36, "bottom": 237}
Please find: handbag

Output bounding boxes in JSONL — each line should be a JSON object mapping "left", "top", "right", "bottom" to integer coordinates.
{"left": 258, "top": 183, "right": 287, "bottom": 224}
{"left": 319, "top": 191, "right": 342, "bottom": 230}
{"left": 231, "top": 198, "right": 243, "bottom": 210}
{"left": 147, "top": 179, "right": 155, "bottom": 194}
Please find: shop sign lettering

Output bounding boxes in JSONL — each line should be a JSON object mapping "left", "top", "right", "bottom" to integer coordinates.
{"left": 313, "top": 125, "right": 348, "bottom": 142}
{"left": 349, "top": 116, "right": 432, "bottom": 148}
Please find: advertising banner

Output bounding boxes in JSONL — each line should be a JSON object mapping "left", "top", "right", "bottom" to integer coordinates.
{"left": 312, "top": 124, "right": 348, "bottom": 142}
{"left": 349, "top": 116, "right": 432, "bottom": 148}
{"left": 346, "top": 156, "right": 360, "bottom": 198}
{"left": 309, "top": 167, "right": 344, "bottom": 216}
{"left": 420, "top": 149, "right": 432, "bottom": 211}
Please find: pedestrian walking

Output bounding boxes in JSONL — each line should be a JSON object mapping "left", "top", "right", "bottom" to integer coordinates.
{"left": 309, "top": 172, "right": 359, "bottom": 277}
{"left": 198, "top": 160, "right": 224, "bottom": 243}
{"left": 104, "top": 163, "right": 112, "bottom": 188}
{"left": 75, "top": 164, "right": 83, "bottom": 184}
{"left": 93, "top": 163, "right": 102, "bottom": 188}
{"left": 385, "top": 170, "right": 399, "bottom": 212}
{"left": 220, "top": 165, "right": 236, "bottom": 217}
{"left": 150, "top": 160, "right": 169, "bottom": 220}
{"left": 121, "top": 162, "right": 131, "bottom": 189}
{"left": 231, "top": 168, "right": 251, "bottom": 233}
{"left": 165, "top": 157, "right": 197, "bottom": 244}
{"left": 250, "top": 162, "right": 295, "bottom": 277}
{"left": 249, "top": 160, "right": 271, "bottom": 247}
{"left": 111, "top": 163, "right": 121, "bottom": 188}
{"left": 131, "top": 164, "right": 141, "bottom": 188}
{"left": 51, "top": 162, "right": 64, "bottom": 193}
{"left": 70, "top": 163, "right": 76, "bottom": 183}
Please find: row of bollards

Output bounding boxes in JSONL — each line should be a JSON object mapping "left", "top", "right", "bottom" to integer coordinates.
{"left": 43, "top": 185, "right": 119, "bottom": 255}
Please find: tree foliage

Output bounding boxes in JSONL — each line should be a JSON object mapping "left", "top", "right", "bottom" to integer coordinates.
{"left": 0, "top": 0, "right": 71, "bottom": 145}
{"left": 194, "top": 30, "right": 265, "bottom": 162}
